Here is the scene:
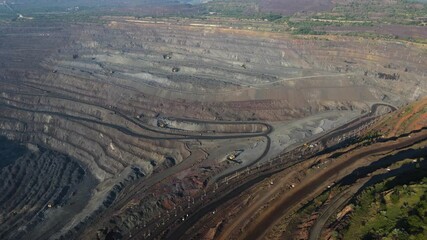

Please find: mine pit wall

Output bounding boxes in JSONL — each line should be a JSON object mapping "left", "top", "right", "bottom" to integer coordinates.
{"left": 0, "top": 137, "right": 98, "bottom": 240}
{"left": 9, "top": 21, "right": 423, "bottom": 123}
{"left": 0, "top": 102, "right": 190, "bottom": 238}
{"left": 0, "top": 80, "right": 191, "bottom": 184}
{"left": 0, "top": 90, "right": 193, "bottom": 237}
{"left": 34, "top": 65, "right": 376, "bottom": 123}
{"left": 161, "top": 118, "right": 268, "bottom": 133}
{"left": 0, "top": 107, "right": 190, "bottom": 182}
{"left": 37, "top": 22, "right": 426, "bottom": 120}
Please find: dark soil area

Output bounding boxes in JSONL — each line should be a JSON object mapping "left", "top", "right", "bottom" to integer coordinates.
{"left": 0, "top": 138, "right": 97, "bottom": 240}
{"left": 0, "top": 136, "right": 27, "bottom": 169}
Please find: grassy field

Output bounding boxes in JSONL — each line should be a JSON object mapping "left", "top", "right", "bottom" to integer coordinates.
{"left": 341, "top": 169, "right": 427, "bottom": 240}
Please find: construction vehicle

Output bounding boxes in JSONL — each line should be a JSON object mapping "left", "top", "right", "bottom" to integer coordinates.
{"left": 227, "top": 153, "right": 236, "bottom": 161}
{"left": 226, "top": 150, "right": 244, "bottom": 164}
{"left": 157, "top": 120, "right": 167, "bottom": 128}
{"left": 163, "top": 53, "right": 173, "bottom": 59}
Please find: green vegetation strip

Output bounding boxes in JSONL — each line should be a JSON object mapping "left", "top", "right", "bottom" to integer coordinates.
{"left": 341, "top": 168, "right": 427, "bottom": 240}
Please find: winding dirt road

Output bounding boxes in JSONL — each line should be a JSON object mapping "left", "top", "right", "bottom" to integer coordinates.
{"left": 240, "top": 129, "right": 427, "bottom": 240}
{"left": 163, "top": 104, "right": 395, "bottom": 240}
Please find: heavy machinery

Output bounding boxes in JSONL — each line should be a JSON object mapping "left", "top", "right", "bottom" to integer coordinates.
{"left": 227, "top": 153, "right": 236, "bottom": 161}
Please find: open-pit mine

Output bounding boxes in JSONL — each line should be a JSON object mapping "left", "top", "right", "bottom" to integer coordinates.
{"left": 0, "top": 1, "right": 427, "bottom": 239}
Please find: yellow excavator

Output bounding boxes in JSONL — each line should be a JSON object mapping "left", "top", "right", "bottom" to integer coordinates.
{"left": 227, "top": 153, "right": 236, "bottom": 161}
